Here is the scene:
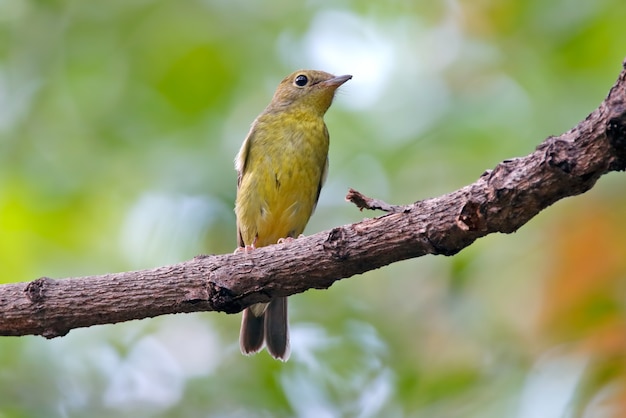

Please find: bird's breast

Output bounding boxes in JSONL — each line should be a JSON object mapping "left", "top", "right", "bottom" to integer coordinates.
{"left": 236, "top": 115, "right": 329, "bottom": 247}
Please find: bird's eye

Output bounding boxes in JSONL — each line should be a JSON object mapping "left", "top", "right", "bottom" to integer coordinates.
{"left": 294, "top": 74, "right": 308, "bottom": 87}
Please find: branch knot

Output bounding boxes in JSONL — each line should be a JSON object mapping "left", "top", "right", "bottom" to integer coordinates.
{"left": 323, "top": 227, "right": 350, "bottom": 260}
{"left": 457, "top": 201, "right": 487, "bottom": 232}
{"left": 607, "top": 113, "right": 626, "bottom": 171}
{"left": 545, "top": 139, "right": 577, "bottom": 174}
{"left": 24, "top": 277, "right": 54, "bottom": 305}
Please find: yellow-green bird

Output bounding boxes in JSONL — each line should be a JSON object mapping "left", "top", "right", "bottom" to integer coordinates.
{"left": 235, "top": 70, "right": 351, "bottom": 361}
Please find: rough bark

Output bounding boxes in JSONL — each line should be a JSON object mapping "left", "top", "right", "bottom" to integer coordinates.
{"left": 1, "top": 59, "right": 625, "bottom": 339}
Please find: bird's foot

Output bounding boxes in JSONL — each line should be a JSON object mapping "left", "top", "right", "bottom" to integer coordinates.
{"left": 234, "top": 237, "right": 257, "bottom": 254}
{"left": 233, "top": 245, "right": 255, "bottom": 254}
{"left": 277, "top": 234, "right": 304, "bottom": 244}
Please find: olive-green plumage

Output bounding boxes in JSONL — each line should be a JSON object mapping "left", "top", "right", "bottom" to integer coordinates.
{"left": 235, "top": 70, "right": 351, "bottom": 361}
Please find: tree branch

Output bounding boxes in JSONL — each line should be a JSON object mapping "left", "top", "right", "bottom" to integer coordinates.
{"left": 2, "top": 59, "right": 626, "bottom": 339}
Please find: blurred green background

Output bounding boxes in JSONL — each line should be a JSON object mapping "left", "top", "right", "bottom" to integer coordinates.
{"left": 1, "top": 0, "right": 626, "bottom": 417}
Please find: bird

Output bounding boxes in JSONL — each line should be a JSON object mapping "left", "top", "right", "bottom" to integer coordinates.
{"left": 234, "top": 69, "right": 351, "bottom": 361}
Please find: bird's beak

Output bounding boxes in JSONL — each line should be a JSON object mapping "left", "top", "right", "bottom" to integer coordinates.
{"left": 322, "top": 74, "right": 352, "bottom": 87}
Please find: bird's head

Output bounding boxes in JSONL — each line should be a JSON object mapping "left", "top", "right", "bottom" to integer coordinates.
{"left": 268, "top": 70, "right": 352, "bottom": 116}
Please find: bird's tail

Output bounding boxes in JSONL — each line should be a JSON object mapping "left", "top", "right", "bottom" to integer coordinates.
{"left": 239, "top": 304, "right": 265, "bottom": 355}
{"left": 265, "top": 297, "right": 290, "bottom": 361}
{"left": 239, "top": 298, "right": 290, "bottom": 361}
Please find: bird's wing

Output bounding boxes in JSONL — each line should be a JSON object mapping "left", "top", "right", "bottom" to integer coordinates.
{"left": 235, "top": 125, "right": 256, "bottom": 188}
{"left": 312, "top": 156, "right": 328, "bottom": 212}
{"left": 235, "top": 126, "right": 256, "bottom": 247}
{"left": 312, "top": 125, "right": 330, "bottom": 213}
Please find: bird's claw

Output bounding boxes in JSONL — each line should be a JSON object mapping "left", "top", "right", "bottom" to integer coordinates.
{"left": 234, "top": 244, "right": 256, "bottom": 254}
{"left": 277, "top": 234, "right": 304, "bottom": 244}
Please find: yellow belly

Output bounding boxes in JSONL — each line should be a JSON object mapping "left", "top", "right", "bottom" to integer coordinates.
{"left": 235, "top": 113, "right": 329, "bottom": 248}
